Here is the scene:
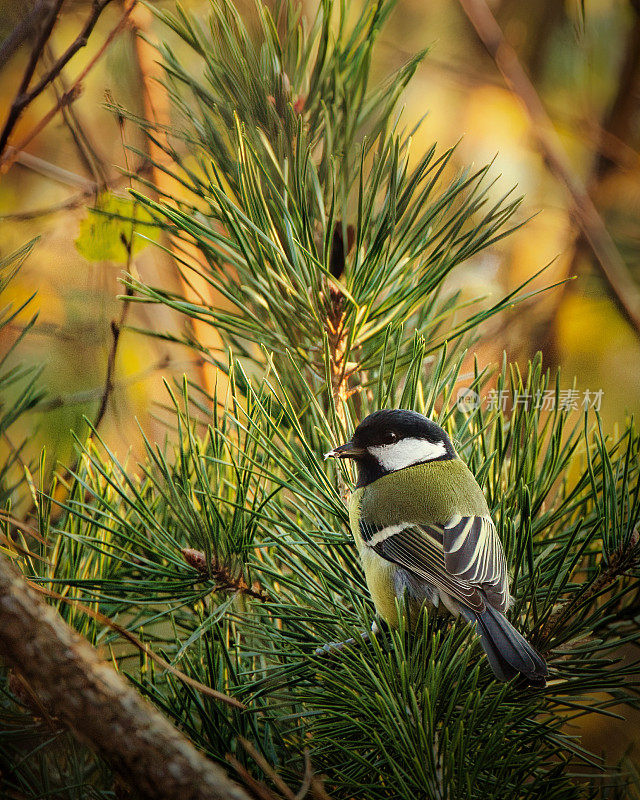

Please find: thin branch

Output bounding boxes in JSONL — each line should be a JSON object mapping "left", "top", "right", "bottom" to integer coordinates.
{"left": 2, "top": 83, "right": 83, "bottom": 171}
{"left": 294, "top": 750, "right": 313, "bottom": 800}
{"left": 6, "top": 146, "right": 95, "bottom": 188}
{"left": 0, "top": 1, "right": 137, "bottom": 173}
{"left": 457, "top": 0, "right": 640, "bottom": 337}
{"left": 0, "top": 554, "right": 251, "bottom": 800}
{"left": 237, "top": 737, "right": 296, "bottom": 800}
{"left": 0, "top": 0, "right": 65, "bottom": 156}
{"left": 34, "top": 353, "right": 171, "bottom": 411}
{"left": 0, "top": 0, "right": 116, "bottom": 157}
{"left": 181, "top": 548, "right": 270, "bottom": 602}
{"left": 62, "top": 110, "right": 135, "bottom": 485}
{"left": 0, "top": 160, "right": 152, "bottom": 221}
{"left": 93, "top": 284, "right": 133, "bottom": 432}
{"left": 226, "top": 754, "right": 281, "bottom": 800}
{"left": 43, "top": 42, "right": 110, "bottom": 183}
{"left": 22, "top": 0, "right": 115, "bottom": 109}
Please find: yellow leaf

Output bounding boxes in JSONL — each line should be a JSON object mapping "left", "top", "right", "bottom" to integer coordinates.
{"left": 75, "top": 193, "right": 160, "bottom": 263}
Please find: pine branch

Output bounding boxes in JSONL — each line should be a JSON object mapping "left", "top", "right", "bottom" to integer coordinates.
{"left": 539, "top": 526, "right": 640, "bottom": 648}
{"left": 3, "top": 3, "right": 640, "bottom": 797}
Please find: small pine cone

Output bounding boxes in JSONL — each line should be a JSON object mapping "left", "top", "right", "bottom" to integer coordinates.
{"left": 181, "top": 548, "right": 209, "bottom": 575}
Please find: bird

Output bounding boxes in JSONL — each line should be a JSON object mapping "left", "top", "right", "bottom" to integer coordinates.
{"left": 325, "top": 408, "right": 547, "bottom": 685}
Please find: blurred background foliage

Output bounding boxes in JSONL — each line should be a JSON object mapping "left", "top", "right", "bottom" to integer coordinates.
{"left": 1, "top": 0, "right": 640, "bottom": 776}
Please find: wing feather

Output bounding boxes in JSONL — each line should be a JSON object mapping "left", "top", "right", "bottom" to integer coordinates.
{"left": 360, "top": 514, "right": 510, "bottom": 613}
{"left": 444, "top": 516, "right": 510, "bottom": 612}
{"left": 371, "top": 525, "right": 485, "bottom": 612}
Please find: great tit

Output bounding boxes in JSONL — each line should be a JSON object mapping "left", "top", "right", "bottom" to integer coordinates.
{"left": 325, "top": 409, "right": 547, "bottom": 685}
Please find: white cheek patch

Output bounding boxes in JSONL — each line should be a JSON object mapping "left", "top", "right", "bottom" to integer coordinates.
{"left": 369, "top": 437, "right": 447, "bottom": 471}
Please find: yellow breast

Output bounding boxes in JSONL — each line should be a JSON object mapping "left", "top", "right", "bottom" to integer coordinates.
{"left": 358, "top": 545, "right": 401, "bottom": 626}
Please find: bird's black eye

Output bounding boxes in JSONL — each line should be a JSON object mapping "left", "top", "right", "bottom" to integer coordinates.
{"left": 383, "top": 430, "right": 398, "bottom": 444}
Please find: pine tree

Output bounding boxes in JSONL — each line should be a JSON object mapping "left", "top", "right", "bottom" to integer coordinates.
{"left": 1, "top": 1, "right": 639, "bottom": 798}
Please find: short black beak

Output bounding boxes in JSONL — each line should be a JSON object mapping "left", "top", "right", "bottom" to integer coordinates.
{"left": 324, "top": 441, "right": 366, "bottom": 460}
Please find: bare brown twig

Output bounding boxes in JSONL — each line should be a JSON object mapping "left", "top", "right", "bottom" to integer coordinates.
{"left": 181, "top": 548, "right": 270, "bottom": 602}
{"left": 23, "top": 0, "right": 115, "bottom": 109}
{"left": 457, "top": 0, "right": 640, "bottom": 337}
{"left": 93, "top": 283, "right": 133, "bottom": 433}
{"left": 227, "top": 738, "right": 327, "bottom": 800}
{"left": 6, "top": 146, "right": 95, "bottom": 188}
{"left": 226, "top": 754, "right": 280, "bottom": 800}
{"left": 0, "top": 0, "right": 65, "bottom": 157}
{"left": 0, "top": 1, "right": 137, "bottom": 173}
{"left": 0, "top": 0, "right": 117, "bottom": 157}
{"left": 0, "top": 160, "right": 152, "bottom": 221}
{"left": 238, "top": 737, "right": 297, "bottom": 800}
{"left": 43, "top": 42, "right": 110, "bottom": 183}
{"left": 55, "top": 109, "right": 135, "bottom": 491}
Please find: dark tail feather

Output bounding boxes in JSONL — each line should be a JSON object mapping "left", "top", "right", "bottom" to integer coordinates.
{"left": 461, "top": 604, "right": 548, "bottom": 686}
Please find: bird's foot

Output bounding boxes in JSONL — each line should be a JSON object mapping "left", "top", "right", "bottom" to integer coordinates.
{"left": 313, "top": 621, "right": 381, "bottom": 657}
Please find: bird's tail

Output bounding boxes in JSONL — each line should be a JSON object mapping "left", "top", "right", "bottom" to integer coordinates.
{"left": 460, "top": 604, "right": 547, "bottom": 686}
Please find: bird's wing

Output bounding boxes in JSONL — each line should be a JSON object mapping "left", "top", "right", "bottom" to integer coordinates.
{"left": 360, "top": 515, "right": 510, "bottom": 613}
{"left": 443, "top": 515, "right": 510, "bottom": 612}
{"left": 360, "top": 519, "right": 485, "bottom": 612}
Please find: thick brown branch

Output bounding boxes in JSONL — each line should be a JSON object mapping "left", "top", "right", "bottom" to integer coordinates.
{"left": 0, "top": 554, "right": 251, "bottom": 800}
{"left": 457, "top": 0, "right": 640, "bottom": 337}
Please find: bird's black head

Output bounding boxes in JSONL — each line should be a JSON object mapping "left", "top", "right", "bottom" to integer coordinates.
{"left": 325, "top": 409, "right": 456, "bottom": 487}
